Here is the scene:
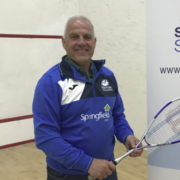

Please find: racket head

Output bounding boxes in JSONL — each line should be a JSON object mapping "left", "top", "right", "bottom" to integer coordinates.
{"left": 145, "top": 98, "right": 180, "bottom": 145}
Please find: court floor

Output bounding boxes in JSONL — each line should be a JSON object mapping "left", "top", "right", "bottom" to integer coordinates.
{"left": 0, "top": 141, "right": 147, "bottom": 180}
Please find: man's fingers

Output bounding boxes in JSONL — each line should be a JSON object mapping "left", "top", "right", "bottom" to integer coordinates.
{"left": 107, "top": 162, "right": 115, "bottom": 175}
{"left": 88, "top": 158, "right": 115, "bottom": 180}
{"left": 129, "top": 149, "right": 143, "bottom": 157}
{"left": 108, "top": 161, "right": 116, "bottom": 171}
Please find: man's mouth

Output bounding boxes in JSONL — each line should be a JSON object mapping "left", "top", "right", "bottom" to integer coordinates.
{"left": 75, "top": 49, "right": 88, "bottom": 52}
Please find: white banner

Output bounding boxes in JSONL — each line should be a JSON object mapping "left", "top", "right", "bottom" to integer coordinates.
{"left": 147, "top": 0, "right": 180, "bottom": 179}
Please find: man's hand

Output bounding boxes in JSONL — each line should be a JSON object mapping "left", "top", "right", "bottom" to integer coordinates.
{"left": 88, "top": 158, "right": 116, "bottom": 180}
{"left": 125, "top": 135, "right": 143, "bottom": 157}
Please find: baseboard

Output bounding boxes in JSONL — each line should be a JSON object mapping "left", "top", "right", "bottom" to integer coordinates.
{"left": 0, "top": 139, "right": 35, "bottom": 149}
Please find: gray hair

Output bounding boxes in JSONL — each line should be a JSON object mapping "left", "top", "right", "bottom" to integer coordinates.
{"left": 63, "top": 15, "right": 95, "bottom": 38}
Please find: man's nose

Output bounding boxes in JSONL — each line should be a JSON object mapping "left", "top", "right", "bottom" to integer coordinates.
{"left": 77, "top": 37, "right": 86, "bottom": 45}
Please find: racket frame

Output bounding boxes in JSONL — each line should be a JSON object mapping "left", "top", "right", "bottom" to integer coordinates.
{"left": 114, "top": 97, "right": 180, "bottom": 164}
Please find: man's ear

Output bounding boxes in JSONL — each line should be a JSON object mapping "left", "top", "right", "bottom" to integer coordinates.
{"left": 94, "top": 37, "right": 97, "bottom": 47}
{"left": 62, "top": 37, "right": 66, "bottom": 49}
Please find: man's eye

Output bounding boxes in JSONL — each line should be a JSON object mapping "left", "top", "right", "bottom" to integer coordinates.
{"left": 71, "top": 36, "right": 77, "bottom": 39}
{"left": 85, "top": 36, "right": 91, "bottom": 40}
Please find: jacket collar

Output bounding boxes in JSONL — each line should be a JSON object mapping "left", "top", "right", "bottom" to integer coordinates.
{"left": 59, "top": 55, "right": 105, "bottom": 78}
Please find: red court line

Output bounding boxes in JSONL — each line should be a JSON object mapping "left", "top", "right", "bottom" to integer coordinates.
{"left": 0, "top": 114, "right": 33, "bottom": 123}
{"left": 0, "top": 139, "right": 35, "bottom": 149}
{"left": 0, "top": 33, "right": 62, "bottom": 39}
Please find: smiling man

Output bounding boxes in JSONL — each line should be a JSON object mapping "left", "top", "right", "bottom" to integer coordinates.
{"left": 33, "top": 16, "right": 143, "bottom": 180}
{"left": 62, "top": 17, "right": 96, "bottom": 75}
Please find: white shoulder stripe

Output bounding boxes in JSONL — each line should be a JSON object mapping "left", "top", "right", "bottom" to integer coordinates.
{"left": 58, "top": 79, "right": 85, "bottom": 105}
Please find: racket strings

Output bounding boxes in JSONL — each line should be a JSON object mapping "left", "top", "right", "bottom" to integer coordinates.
{"left": 146, "top": 100, "right": 180, "bottom": 144}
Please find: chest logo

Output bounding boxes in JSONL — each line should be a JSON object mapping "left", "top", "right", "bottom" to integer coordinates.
{"left": 101, "top": 79, "right": 109, "bottom": 86}
{"left": 101, "top": 79, "right": 113, "bottom": 91}
{"left": 81, "top": 104, "right": 111, "bottom": 122}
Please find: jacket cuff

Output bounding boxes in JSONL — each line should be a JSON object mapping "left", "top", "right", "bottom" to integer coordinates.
{"left": 122, "top": 131, "right": 134, "bottom": 144}
{"left": 74, "top": 154, "right": 93, "bottom": 172}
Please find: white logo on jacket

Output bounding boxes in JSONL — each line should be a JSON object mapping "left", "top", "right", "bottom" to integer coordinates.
{"left": 58, "top": 79, "right": 85, "bottom": 105}
{"left": 101, "top": 79, "right": 113, "bottom": 91}
{"left": 81, "top": 104, "right": 110, "bottom": 122}
{"left": 101, "top": 79, "right": 109, "bottom": 86}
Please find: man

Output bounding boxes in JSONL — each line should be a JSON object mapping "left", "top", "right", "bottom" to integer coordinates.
{"left": 33, "top": 16, "right": 143, "bottom": 180}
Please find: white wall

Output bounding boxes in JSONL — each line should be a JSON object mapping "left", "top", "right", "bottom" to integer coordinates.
{"left": 0, "top": 118, "right": 34, "bottom": 146}
{"left": 79, "top": 0, "right": 146, "bottom": 139}
{"left": 0, "top": 0, "right": 79, "bottom": 35}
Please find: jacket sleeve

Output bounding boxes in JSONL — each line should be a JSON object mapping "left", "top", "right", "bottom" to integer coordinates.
{"left": 32, "top": 74, "right": 93, "bottom": 172}
{"left": 112, "top": 77, "right": 134, "bottom": 144}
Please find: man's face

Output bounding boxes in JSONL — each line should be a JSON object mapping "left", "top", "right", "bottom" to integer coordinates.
{"left": 62, "top": 19, "right": 96, "bottom": 65}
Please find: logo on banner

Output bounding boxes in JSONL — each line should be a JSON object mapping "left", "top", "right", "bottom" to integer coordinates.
{"left": 160, "top": 20, "right": 180, "bottom": 74}
{"left": 175, "top": 25, "right": 180, "bottom": 52}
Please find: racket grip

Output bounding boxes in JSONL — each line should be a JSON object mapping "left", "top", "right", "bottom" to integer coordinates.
{"left": 112, "top": 159, "right": 117, "bottom": 165}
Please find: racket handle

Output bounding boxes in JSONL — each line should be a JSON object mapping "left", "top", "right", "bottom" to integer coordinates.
{"left": 112, "top": 159, "right": 117, "bottom": 165}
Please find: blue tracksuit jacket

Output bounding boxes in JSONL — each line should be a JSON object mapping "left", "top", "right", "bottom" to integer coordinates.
{"left": 32, "top": 55, "right": 133, "bottom": 175}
